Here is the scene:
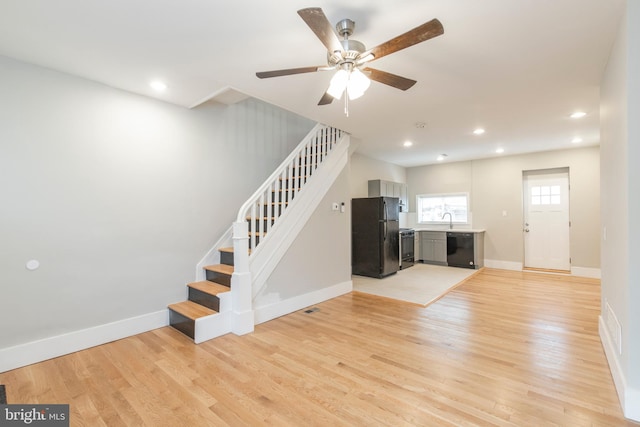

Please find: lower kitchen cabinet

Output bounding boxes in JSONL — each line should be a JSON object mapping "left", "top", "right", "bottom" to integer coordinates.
{"left": 418, "top": 231, "right": 447, "bottom": 265}
{"left": 417, "top": 229, "right": 485, "bottom": 269}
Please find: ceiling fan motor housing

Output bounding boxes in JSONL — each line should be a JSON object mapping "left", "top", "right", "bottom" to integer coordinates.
{"left": 327, "top": 18, "right": 366, "bottom": 67}
{"left": 336, "top": 18, "right": 355, "bottom": 37}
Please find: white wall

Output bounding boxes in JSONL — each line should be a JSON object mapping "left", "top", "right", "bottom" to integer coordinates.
{"left": 627, "top": 0, "right": 640, "bottom": 404}
{"left": 349, "top": 151, "right": 407, "bottom": 198}
{"left": 599, "top": 1, "right": 640, "bottom": 420}
{"left": 0, "top": 55, "right": 314, "bottom": 352}
{"left": 406, "top": 161, "right": 473, "bottom": 213}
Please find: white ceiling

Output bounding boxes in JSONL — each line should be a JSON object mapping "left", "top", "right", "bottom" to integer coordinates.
{"left": 0, "top": 0, "right": 625, "bottom": 167}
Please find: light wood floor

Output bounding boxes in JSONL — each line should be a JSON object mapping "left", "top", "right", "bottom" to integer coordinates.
{"left": 1, "top": 268, "right": 636, "bottom": 426}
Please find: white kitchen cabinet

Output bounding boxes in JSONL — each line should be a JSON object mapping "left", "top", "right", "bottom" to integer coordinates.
{"left": 368, "top": 179, "right": 408, "bottom": 212}
{"left": 418, "top": 231, "right": 447, "bottom": 265}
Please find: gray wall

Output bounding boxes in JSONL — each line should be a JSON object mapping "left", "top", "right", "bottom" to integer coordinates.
{"left": 600, "top": 0, "right": 640, "bottom": 412}
{"left": 406, "top": 147, "right": 601, "bottom": 269}
{"left": 0, "top": 55, "right": 314, "bottom": 349}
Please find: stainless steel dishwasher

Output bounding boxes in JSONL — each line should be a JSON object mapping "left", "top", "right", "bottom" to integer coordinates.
{"left": 446, "top": 232, "right": 475, "bottom": 269}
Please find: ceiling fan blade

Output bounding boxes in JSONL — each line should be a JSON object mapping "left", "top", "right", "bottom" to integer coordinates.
{"left": 256, "top": 66, "right": 325, "bottom": 79}
{"left": 366, "top": 18, "right": 444, "bottom": 62}
{"left": 318, "top": 92, "right": 334, "bottom": 105}
{"left": 297, "top": 8, "right": 344, "bottom": 54}
{"left": 363, "top": 68, "right": 417, "bottom": 91}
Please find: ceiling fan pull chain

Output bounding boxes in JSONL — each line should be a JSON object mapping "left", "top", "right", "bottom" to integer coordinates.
{"left": 344, "top": 91, "right": 349, "bottom": 117}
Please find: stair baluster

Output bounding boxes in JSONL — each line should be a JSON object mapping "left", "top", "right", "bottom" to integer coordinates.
{"left": 168, "top": 124, "right": 345, "bottom": 342}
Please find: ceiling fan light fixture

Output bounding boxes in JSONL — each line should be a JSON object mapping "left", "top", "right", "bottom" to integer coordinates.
{"left": 328, "top": 67, "right": 371, "bottom": 101}
{"left": 347, "top": 68, "right": 371, "bottom": 100}
{"left": 327, "top": 69, "right": 349, "bottom": 99}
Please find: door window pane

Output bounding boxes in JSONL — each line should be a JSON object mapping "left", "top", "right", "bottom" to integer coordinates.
{"left": 531, "top": 185, "right": 561, "bottom": 205}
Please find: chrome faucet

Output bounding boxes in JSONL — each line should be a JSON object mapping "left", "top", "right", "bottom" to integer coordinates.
{"left": 442, "top": 212, "right": 453, "bottom": 229}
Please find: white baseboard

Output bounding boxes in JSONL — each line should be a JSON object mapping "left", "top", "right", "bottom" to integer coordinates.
{"left": 599, "top": 316, "right": 640, "bottom": 422}
{"left": 483, "top": 259, "right": 601, "bottom": 279}
{"left": 571, "top": 266, "right": 601, "bottom": 278}
{"left": 483, "top": 259, "right": 522, "bottom": 271}
{"left": 0, "top": 310, "right": 168, "bottom": 373}
{"left": 254, "top": 281, "right": 352, "bottom": 325}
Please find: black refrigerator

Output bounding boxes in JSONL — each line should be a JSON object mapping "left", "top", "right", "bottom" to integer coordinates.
{"left": 351, "top": 197, "right": 400, "bottom": 278}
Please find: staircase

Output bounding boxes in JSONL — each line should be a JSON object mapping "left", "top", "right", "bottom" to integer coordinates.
{"left": 167, "top": 248, "right": 234, "bottom": 340}
{"left": 168, "top": 124, "right": 347, "bottom": 342}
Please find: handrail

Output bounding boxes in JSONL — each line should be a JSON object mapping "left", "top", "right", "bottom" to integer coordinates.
{"left": 235, "top": 123, "right": 343, "bottom": 251}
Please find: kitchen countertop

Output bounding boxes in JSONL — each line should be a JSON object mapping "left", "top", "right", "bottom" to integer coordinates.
{"left": 413, "top": 228, "right": 486, "bottom": 233}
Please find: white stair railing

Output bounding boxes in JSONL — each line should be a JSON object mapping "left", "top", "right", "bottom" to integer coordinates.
{"left": 228, "top": 123, "right": 345, "bottom": 335}
{"left": 235, "top": 123, "right": 343, "bottom": 251}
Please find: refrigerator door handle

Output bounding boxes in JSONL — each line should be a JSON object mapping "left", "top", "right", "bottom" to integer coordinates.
{"left": 383, "top": 200, "right": 388, "bottom": 241}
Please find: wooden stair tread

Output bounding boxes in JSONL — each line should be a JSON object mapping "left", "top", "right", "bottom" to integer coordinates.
{"left": 203, "top": 264, "right": 234, "bottom": 275}
{"left": 168, "top": 301, "right": 216, "bottom": 319}
{"left": 219, "top": 246, "right": 251, "bottom": 254}
{"left": 188, "top": 280, "right": 230, "bottom": 295}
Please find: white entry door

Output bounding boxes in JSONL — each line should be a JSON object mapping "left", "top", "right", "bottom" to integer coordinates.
{"left": 523, "top": 170, "right": 571, "bottom": 271}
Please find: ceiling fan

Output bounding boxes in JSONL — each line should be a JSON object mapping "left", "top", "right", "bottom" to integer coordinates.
{"left": 256, "top": 7, "right": 444, "bottom": 113}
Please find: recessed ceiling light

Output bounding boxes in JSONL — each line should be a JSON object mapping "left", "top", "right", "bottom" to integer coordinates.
{"left": 149, "top": 80, "right": 167, "bottom": 91}
{"left": 403, "top": 141, "right": 413, "bottom": 147}
{"left": 437, "top": 154, "right": 447, "bottom": 161}
{"left": 496, "top": 148, "right": 505, "bottom": 154}
{"left": 572, "top": 137, "right": 583, "bottom": 144}
{"left": 570, "top": 111, "right": 587, "bottom": 119}
{"left": 473, "top": 128, "right": 485, "bottom": 135}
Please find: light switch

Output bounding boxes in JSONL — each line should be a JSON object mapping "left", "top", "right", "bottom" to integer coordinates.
{"left": 332, "top": 202, "right": 339, "bottom": 211}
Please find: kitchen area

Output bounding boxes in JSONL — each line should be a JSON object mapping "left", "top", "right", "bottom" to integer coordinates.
{"left": 352, "top": 179, "right": 484, "bottom": 279}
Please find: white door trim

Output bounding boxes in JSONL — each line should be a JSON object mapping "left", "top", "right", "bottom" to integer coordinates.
{"left": 522, "top": 168, "right": 571, "bottom": 271}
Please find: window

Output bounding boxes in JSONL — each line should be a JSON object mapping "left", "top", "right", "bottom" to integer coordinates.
{"left": 531, "top": 185, "right": 561, "bottom": 205}
{"left": 416, "top": 193, "right": 469, "bottom": 224}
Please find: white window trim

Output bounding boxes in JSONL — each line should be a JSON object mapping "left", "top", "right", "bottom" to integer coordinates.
{"left": 416, "top": 192, "right": 470, "bottom": 225}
